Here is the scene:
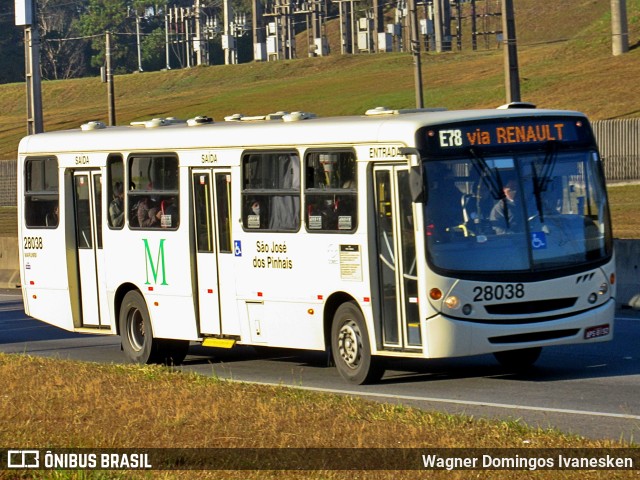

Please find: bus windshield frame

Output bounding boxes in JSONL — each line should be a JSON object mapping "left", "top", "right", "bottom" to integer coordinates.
{"left": 418, "top": 116, "right": 613, "bottom": 281}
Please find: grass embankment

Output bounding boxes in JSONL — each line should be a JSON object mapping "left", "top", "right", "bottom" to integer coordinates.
{"left": 0, "top": 353, "right": 634, "bottom": 480}
{"left": 2, "top": 0, "right": 640, "bottom": 161}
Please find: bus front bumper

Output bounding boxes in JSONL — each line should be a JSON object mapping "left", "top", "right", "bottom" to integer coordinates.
{"left": 423, "top": 298, "right": 615, "bottom": 359}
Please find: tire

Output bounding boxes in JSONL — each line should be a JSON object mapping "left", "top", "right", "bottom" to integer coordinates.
{"left": 119, "top": 291, "right": 155, "bottom": 364}
{"left": 331, "top": 301, "right": 384, "bottom": 385}
{"left": 493, "top": 347, "right": 542, "bottom": 371}
{"left": 119, "top": 291, "right": 189, "bottom": 366}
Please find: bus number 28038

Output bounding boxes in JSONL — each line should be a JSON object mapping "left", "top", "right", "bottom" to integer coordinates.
{"left": 473, "top": 284, "right": 525, "bottom": 302}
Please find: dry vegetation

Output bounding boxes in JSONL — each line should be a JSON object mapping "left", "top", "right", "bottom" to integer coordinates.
{"left": 0, "top": 353, "right": 635, "bottom": 480}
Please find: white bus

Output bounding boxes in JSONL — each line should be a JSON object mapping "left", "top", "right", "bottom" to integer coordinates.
{"left": 17, "top": 106, "right": 615, "bottom": 384}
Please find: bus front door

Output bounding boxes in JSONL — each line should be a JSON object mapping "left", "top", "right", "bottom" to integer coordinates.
{"left": 373, "top": 166, "right": 422, "bottom": 350}
{"left": 71, "top": 170, "right": 105, "bottom": 327}
{"left": 192, "top": 169, "right": 239, "bottom": 336}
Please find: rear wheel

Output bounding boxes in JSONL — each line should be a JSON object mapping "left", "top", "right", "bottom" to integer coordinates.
{"left": 493, "top": 347, "right": 542, "bottom": 371}
{"left": 119, "top": 291, "right": 189, "bottom": 366}
{"left": 331, "top": 301, "right": 384, "bottom": 384}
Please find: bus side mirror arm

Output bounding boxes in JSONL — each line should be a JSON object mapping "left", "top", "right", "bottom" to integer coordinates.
{"left": 399, "top": 148, "right": 425, "bottom": 203}
{"left": 409, "top": 166, "right": 425, "bottom": 203}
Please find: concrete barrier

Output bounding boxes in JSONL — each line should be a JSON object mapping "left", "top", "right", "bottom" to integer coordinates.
{"left": 0, "top": 236, "right": 19, "bottom": 289}
{"left": 2, "top": 236, "right": 639, "bottom": 308}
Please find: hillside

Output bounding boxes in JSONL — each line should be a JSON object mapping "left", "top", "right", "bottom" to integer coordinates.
{"left": 1, "top": 0, "right": 639, "bottom": 159}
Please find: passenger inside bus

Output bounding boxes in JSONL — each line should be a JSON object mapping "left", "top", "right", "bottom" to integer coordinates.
{"left": 489, "top": 179, "right": 523, "bottom": 234}
{"left": 246, "top": 198, "right": 267, "bottom": 229}
{"left": 45, "top": 205, "right": 59, "bottom": 228}
{"left": 159, "top": 197, "right": 179, "bottom": 228}
{"left": 109, "top": 182, "right": 124, "bottom": 227}
{"left": 137, "top": 197, "right": 159, "bottom": 228}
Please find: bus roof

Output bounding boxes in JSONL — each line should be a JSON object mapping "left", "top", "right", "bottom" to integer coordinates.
{"left": 18, "top": 107, "right": 587, "bottom": 156}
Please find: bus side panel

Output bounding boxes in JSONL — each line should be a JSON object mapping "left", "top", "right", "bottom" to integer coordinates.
{"left": 235, "top": 232, "right": 372, "bottom": 351}
{"left": 20, "top": 226, "right": 75, "bottom": 331}
{"left": 104, "top": 229, "right": 199, "bottom": 341}
{"left": 145, "top": 293, "right": 199, "bottom": 341}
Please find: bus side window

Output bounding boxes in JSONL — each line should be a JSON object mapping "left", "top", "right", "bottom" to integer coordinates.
{"left": 127, "top": 155, "right": 179, "bottom": 230}
{"left": 304, "top": 151, "right": 357, "bottom": 232}
{"left": 24, "top": 157, "right": 59, "bottom": 229}
{"left": 241, "top": 152, "right": 300, "bottom": 232}
{"left": 107, "top": 155, "right": 124, "bottom": 229}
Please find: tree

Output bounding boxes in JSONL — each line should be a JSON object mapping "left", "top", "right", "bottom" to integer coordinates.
{"left": 76, "top": 0, "right": 134, "bottom": 73}
{"left": 38, "top": 0, "right": 89, "bottom": 79}
{"left": 0, "top": 2, "right": 26, "bottom": 83}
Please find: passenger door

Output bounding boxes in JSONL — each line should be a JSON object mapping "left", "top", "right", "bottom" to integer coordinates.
{"left": 373, "top": 165, "right": 422, "bottom": 350}
{"left": 192, "top": 169, "right": 239, "bottom": 336}
{"left": 72, "top": 170, "right": 105, "bottom": 327}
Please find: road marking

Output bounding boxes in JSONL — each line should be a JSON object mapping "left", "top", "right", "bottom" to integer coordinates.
{"left": 247, "top": 382, "right": 640, "bottom": 421}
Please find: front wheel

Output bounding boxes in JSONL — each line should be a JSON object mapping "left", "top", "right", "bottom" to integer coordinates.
{"left": 331, "top": 301, "right": 384, "bottom": 385}
{"left": 493, "top": 347, "right": 542, "bottom": 371}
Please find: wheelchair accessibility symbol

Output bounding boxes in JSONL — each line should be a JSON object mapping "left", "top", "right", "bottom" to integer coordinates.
{"left": 531, "top": 232, "right": 547, "bottom": 250}
{"left": 234, "top": 240, "right": 242, "bottom": 257}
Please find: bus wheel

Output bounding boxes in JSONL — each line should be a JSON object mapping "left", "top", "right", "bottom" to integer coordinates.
{"left": 331, "top": 302, "right": 384, "bottom": 385}
{"left": 119, "top": 291, "right": 157, "bottom": 364}
{"left": 493, "top": 347, "right": 542, "bottom": 371}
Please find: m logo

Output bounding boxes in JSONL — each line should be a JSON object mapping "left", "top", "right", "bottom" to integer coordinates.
{"left": 143, "top": 239, "right": 168, "bottom": 285}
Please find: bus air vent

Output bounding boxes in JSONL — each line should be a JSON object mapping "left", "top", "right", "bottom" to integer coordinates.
{"left": 224, "top": 112, "right": 285, "bottom": 122}
{"left": 497, "top": 102, "right": 537, "bottom": 109}
{"left": 187, "top": 116, "right": 214, "bottom": 126}
{"left": 130, "top": 117, "right": 186, "bottom": 128}
{"left": 365, "top": 106, "right": 447, "bottom": 116}
{"left": 282, "top": 111, "right": 317, "bottom": 122}
{"left": 80, "top": 121, "right": 107, "bottom": 131}
{"left": 224, "top": 111, "right": 315, "bottom": 122}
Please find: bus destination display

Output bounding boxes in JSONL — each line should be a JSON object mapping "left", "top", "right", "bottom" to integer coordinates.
{"left": 426, "top": 118, "right": 587, "bottom": 153}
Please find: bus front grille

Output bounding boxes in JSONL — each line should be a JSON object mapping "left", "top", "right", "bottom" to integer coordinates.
{"left": 484, "top": 298, "right": 577, "bottom": 315}
{"left": 488, "top": 329, "right": 580, "bottom": 344}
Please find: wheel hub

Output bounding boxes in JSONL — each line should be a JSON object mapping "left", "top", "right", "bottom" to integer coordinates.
{"left": 338, "top": 321, "right": 361, "bottom": 369}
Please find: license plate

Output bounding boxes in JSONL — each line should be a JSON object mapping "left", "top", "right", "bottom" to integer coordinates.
{"left": 584, "top": 324, "right": 610, "bottom": 339}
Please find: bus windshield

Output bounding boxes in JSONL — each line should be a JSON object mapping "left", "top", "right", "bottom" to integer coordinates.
{"left": 424, "top": 148, "right": 612, "bottom": 274}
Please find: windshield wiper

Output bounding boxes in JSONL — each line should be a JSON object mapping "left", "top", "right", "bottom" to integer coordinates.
{"left": 531, "top": 141, "right": 559, "bottom": 223}
{"left": 468, "top": 148, "right": 505, "bottom": 201}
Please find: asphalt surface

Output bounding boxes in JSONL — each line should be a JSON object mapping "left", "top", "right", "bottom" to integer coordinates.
{"left": 1, "top": 289, "right": 638, "bottom": 443}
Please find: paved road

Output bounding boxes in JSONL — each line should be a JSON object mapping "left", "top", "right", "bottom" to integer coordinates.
{"left": 1, "top": 290, "right": 638, "bottom": 443}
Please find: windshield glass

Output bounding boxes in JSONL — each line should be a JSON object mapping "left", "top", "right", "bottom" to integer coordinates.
{"left": 424, "top": 149, "right": 612, "bottom": 274}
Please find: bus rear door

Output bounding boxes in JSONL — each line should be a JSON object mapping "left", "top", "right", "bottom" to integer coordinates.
{"left": 191, "top": 169, "right": 239, "bottom": 336}
{"left": 373, "top": 165, "right": 422, "bottom": 350}
{"left": 71, "top": 170, "right": 106, "bottom": 327}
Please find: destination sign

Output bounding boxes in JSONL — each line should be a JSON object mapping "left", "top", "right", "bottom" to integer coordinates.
{"left": 422, "top": 117, "right": 592, "bottom": 155}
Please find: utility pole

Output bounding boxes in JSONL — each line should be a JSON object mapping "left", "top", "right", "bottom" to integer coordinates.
{"left": 407, "top": 0, "right": 423, "bottom": 107}
{"left": 611, "top": 0, "right": 629, "bottom": 55}
{"left": 15, "top": 0, "right": 44, "bottom": 134}
{"left": 135, "top": 13, "right": 143, "bottom": 71}
{"left": 501, "top": 0, "right": 521, "bottom": 103}
{"left": 165, "top": 10, "right": 171, "bottom": 69}
{"left": 105, "top": 31, "right": 116, "bottom": 126}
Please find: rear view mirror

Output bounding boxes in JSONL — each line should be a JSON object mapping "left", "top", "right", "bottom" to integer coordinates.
{"left": 409, "top": 166, "right": 424, "bottom": 203}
